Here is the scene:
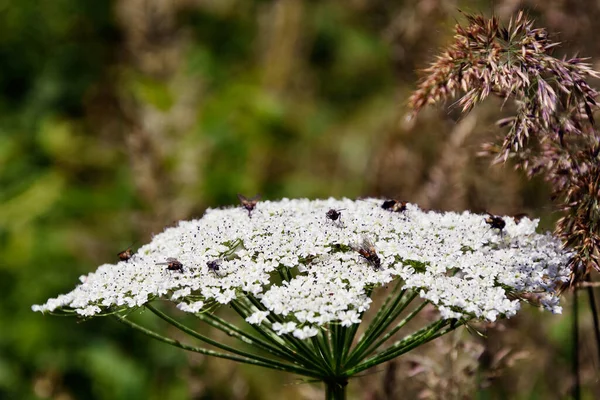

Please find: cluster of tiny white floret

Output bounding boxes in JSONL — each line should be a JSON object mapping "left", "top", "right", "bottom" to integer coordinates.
{"left": 33, "top": 198, "right": 570, "bottom": 339}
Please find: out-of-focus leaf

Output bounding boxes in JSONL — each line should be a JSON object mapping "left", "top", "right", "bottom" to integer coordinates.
{"left": 131, "top": 77, "right": 174, "bottom": 112}
{"left": 0, "top": 171, "right": 64, "bottom": 229}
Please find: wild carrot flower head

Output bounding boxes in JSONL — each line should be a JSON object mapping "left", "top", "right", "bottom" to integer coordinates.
{"left": 33, "top": 198, "right": 569, "bottom": 337}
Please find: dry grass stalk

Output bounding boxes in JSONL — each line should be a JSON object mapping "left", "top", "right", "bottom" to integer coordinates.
{"left": 408, "top": 11, "right": 600, "bottom": 287}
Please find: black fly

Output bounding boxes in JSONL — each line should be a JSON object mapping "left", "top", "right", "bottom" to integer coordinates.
{"left": 485, "top": 212, "right": 506, "bottom": 236}
{"left": 326, "top": 208, "right": 345, "bottom": 226}
{"left": 237, "top": 193, "right": 261, "bottom": 217}
{"left": 156, "top": 257, "right": 184, "bottom": 272}
{"left": 382, "top": 199, "right": 407, "bottom": 213}
{"left": 207, "top": 259, "right": 222, "bottom": 274}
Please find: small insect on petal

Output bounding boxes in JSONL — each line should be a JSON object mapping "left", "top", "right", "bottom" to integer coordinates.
{"left": 237, "top": 194, "right": 261, "bottom": 217}
{"left": 326, "top": 209, "right": 346, "bottom": 226}
{"left": 207, "top": 259, "right": 222, "bottom": 274}
{"left": 485, "top": 212, "right": 506, "bottom": 235}
{"left": 382, "top": 199, "right": 408, "bottom": 213}
{"left": 156, "top": 257, "right": 184, "bottom": 272}
{"left": 351, "top": 236, "right": 381, "bottom": 270}
{"left": 326, "top": 208, "right": 343, "bottom": 221}
{"left": 117, "top": 247, "right": 133, "bottom": 262}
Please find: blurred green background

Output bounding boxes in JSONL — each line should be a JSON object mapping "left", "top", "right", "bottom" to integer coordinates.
{"left": 2, "top": 0, "right": 599, "bottom": 399}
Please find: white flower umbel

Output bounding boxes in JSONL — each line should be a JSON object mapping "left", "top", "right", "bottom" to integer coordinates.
{"left": 32, "top": 198, "right": 570, "bottom": 398}
{"left": 34, "top": 198, "right": 568, "bottom": 324}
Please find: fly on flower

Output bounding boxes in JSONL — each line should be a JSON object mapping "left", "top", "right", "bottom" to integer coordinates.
{"left": 382, "top": 199, "right": 407, "bottom": 213}
{"left": 351, "top": 236, "right": 381, "bottom": 270}
{"left": 207, "top": 259, "right": 222, "bottom": 274}
{"left": 237, "top": 194, "right": 261, "bottom": 217}
{"left": 326, "top": 208, "right": 345, "bottom": 226}
{"left": 326, "top": 208, "right": 344, "bottom": 221}
{"left": 485, "top": 213, "right": 506, "bottom": 235}
{"left": 117, "top": 246, "right": 133, "bottom": 262}
{"left": 156, "top": 257, "right": 184, "bottom": 272}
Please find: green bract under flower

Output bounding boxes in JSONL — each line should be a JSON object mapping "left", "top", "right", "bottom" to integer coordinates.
{"left": 33, "top": 198, "right": 570, "bottom": 339}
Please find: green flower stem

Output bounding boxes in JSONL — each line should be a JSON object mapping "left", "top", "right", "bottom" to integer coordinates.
{"left": 362, "top": 301, "right": 429, "bottom": 358}
{"left": 348, "top": 319, "right": 465, "bottom": 375}
{"left": 242, "top": 295, "right": 330, "bottom": 371}
{"left": 230, "top": 299, "right": 329, "bottom": 374}
{"left": 333, "top": 324, "right": 346, "bottom": 374}
{"left": 340, "top": 322, "right": 358, "bottom": 364}
{"left": 146, "top": 304, "right": 311, "bottom": 373}
{"left": 311, "top": 336, "right": 335, "bottom": 375}
{"left": 196, "top": 310, "right": 296, "bottom": 362}
{"left": 338, "top": 286, "right": 376, "bottom": 364}
{"left": 367, "top": 318, "right": 448, "bottom": 361}
{"left": 344, "top": 290, "right": 417, "bottom": 368}
{"left": 364, "top": 290, "right": 419, "bottom": 347}
{"left": 355, "top": 287, "right": 408, "bottom": 349}
{"left": 317, "top": 330, "right": 335, "bottom": 371}
{"left": 114, "top": 314, "right": 322, "bottom": 379}
{"left": 370, "top": 320, "right": 462, "bottom": 369}
{"left": 325, "top": 379, "right": 348, "bottom": 400}
{"left": 359, "top": 283, "right": 405, "bottom": 345}
{"left": 227, "top": 300, "right": 318, "bottom": 367}
{"left": 277, "top": 268, "right": 289, "bottom": 282}
{"left": 229, "top": 299, "right": 288, "bottom": 347}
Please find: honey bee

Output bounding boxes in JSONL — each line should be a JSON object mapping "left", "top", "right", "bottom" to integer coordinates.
{"left": 237, "top": 193, "right": 261, "bottom": 217}
{"left": 382, "top": 199, "right": 407, "bottom": 213}
{"left": 207, "top": 259, "right": 222, "bottom": 274}
{"left": 351, "top": 236, "right": 381, "bottom": 270}
{"left": 485, "top": 212, "right": 506, "bottom": 235}
{"left": 156, "top": 257, "right": 184, "bottom": 272}
{"left": 117, "top": 247, "right": 133, "bottom": 262}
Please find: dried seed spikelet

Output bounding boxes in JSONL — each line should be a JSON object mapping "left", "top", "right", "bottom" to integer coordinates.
{"left": 409, "top": 11, "right": 600, "bottom": 287}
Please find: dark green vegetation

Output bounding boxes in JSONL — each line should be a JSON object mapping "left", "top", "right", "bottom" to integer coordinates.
{"left": 1, "top": 1, "right": 598, "bottom": 399}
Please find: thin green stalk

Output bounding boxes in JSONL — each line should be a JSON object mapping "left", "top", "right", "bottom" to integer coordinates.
{"left": 277, "top": 266, "right": 294, "bottom": 282}
{"left": 345, "top": 290, "right": 417, "bottom": 368}
{"left": 277, "top": 268, "right": 288, "bottom": 282}
{"left": 114, "top": 314, "right": 321, "bottom": 379}
{"left": 366, "top": 319, "right": 448, "bottom": 362}
{"left": 327, "top": 326, "right": 336, "bottom": 367}
{"left": 242, "top": 295, "right": 328, "bottom": 370}
{"left": 572, "top": 289, "right": 581, "bottom": 400}
{"left": 325, "top": 379, "right": 347, "bottom": 400}
{"left": 195, "top": 311, "right": 295, "bottom": 361}
{"left": 338, "top": 286, "right": 378, "bottom": 364}
{"left": 362, "top": 301, "right": 429, "bottom": 358}
{"left": 348, "top": 319, "right": 464, "bottom": 375}
{"left": 228, "top": 300, "right": 288, "bottom": 348}
{"left": 146, "top": 304, "right": 308, "bottom": 373}
{"left": 312, "top": 335, "right": 335, "bottom": 376}
{"left": 584, "top": 275, "right": 600, "bottom": 367}
{"left": 230, "top": 299, "right": 328, "bottom": 374}
{"left": 345, "top": 289, "right": 407, "bottom": 364}
{"left": 340, "top": 322, "right": 357, "bottom": 364}
{"left": 318, "top": 329, "right": 335, "bottom": 370}
{"left": 358, "top": 283, "right": 405, "bottom": 346}
{"left": 333, "top": 324, "right": 346, "bottom": 374}
{"left": 361, "top": 291, "right": 419, "bottom": 350}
